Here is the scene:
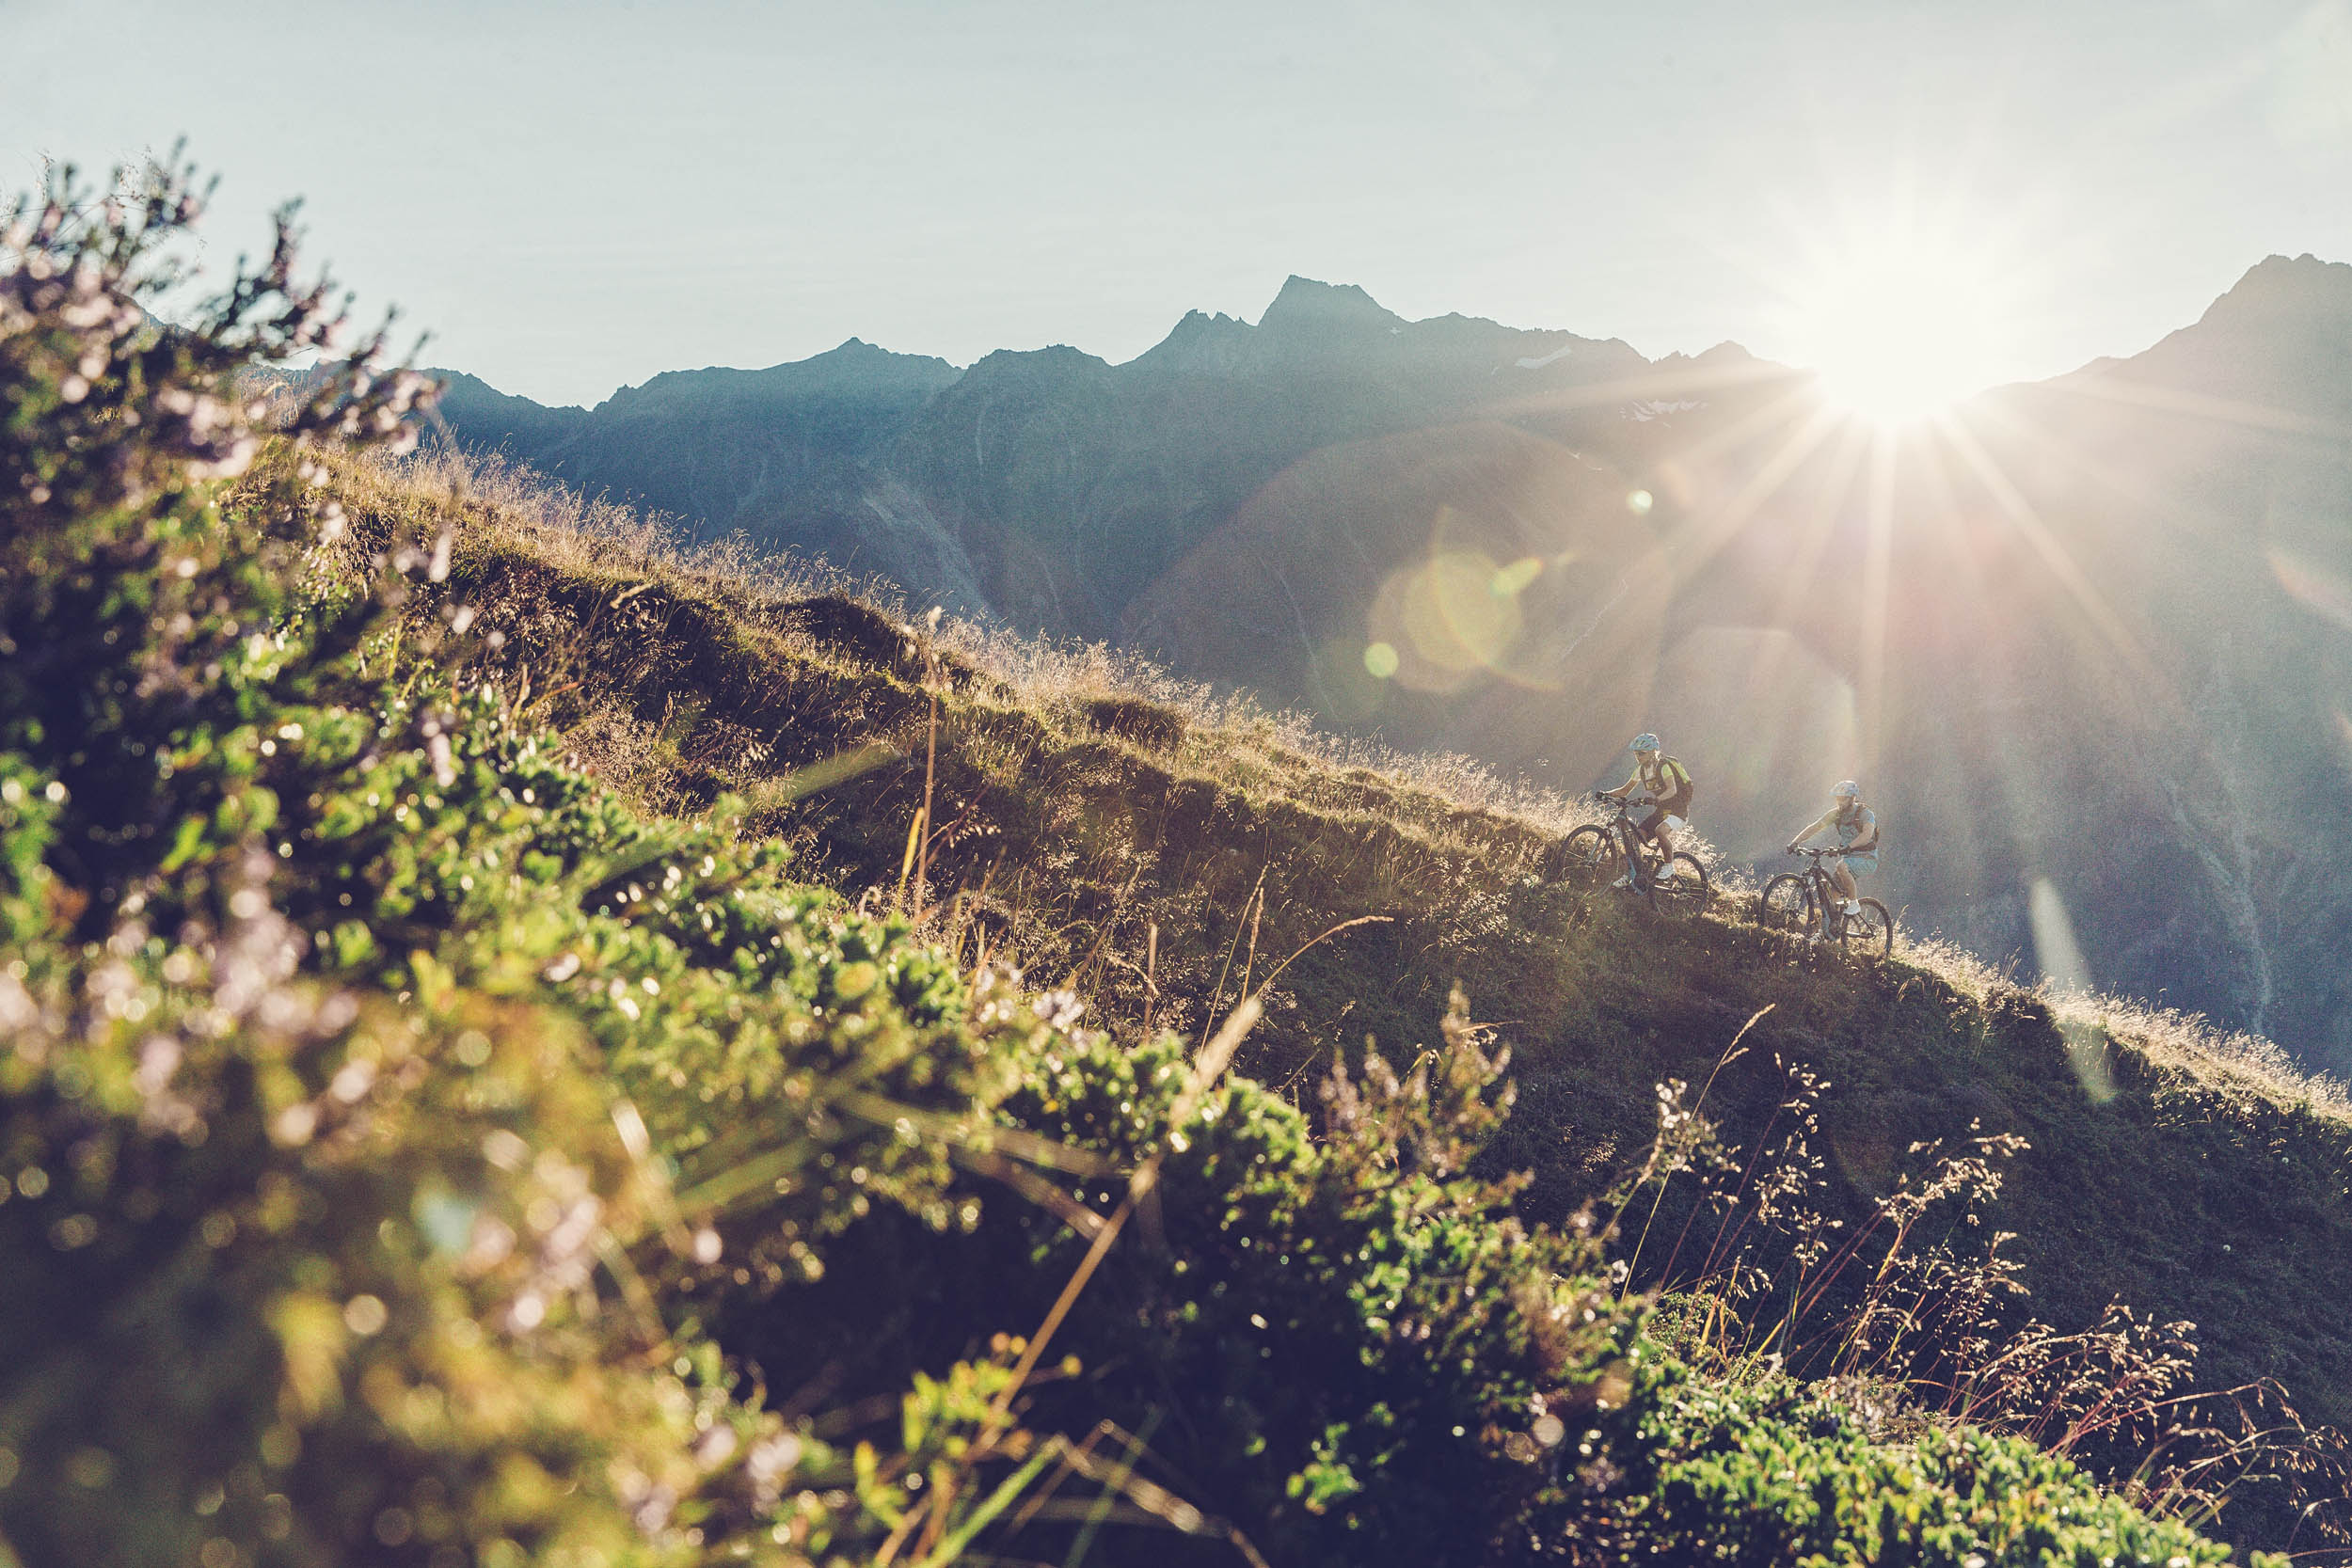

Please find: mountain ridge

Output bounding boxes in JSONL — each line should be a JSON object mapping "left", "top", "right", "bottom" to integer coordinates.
{"left": 409, "top": 251, "right": 2352, "bottom": 436}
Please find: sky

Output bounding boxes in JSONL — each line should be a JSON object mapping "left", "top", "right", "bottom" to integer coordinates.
{"left": 6, "top": 0, "right": 2350, "bottom": 407}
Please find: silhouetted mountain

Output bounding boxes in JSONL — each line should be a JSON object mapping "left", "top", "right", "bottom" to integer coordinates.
{"left": 434, "top": 340, "right": 976, "bottom": 607}
{"left": 430, "top": 263, "right": 2352, "bottom": 1077}
{"left": 433, "top": 278, "right": 1708, "bottom": 637}
{"left": 2074, "top": 253, "right": 2352, "bottom": 417}
{"left": 433, "top": 370, "right": 590, "bottom": 451}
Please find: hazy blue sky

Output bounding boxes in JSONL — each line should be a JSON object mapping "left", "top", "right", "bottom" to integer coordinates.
{"left": 7, "top": 0, "right": 2349, "bottom": 405}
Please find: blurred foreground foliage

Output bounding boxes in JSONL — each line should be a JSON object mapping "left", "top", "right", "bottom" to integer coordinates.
{"left": 0, "top": 161, "right": 2267, "bottom": 1566}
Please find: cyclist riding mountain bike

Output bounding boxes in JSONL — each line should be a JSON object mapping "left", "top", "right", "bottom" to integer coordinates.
{"left": 1600, "top": 733, "right": 1694, "bottom": 888}
{"left": 1786, "top": 780, "right": 1879, "bottom": 924}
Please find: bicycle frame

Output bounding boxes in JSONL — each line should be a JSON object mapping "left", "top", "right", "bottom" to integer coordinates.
{"left": 1554, "top": 795, "right": 1708, "bottom": 914}
{"left": 1800, "top": 854, "right": 1849, "bottom": 936}
{"left": 1760, "top": 848, "right": 1889, "bottom": 958}
{"left": 1598, "top": 796, "right": 1668, "bottom": 885}
{"left": 1782, "top": 848, "right": 1876, "bottom": 941}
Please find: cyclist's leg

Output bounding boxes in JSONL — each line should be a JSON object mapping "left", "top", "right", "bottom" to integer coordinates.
{"left": 1836, "top": 851, "right": 1877, "bottom": 912}
{"left": 1640, "top": 809, "right": 1675, "bottom": 880}
{"left": 1831, "top": 861, "right": 1858, "bottom": 906}
{"left": 1653, "top": 826, "right": 1683, "bottom": 880}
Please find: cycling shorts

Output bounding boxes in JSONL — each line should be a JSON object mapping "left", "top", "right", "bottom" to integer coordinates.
{"left": 1639, "top": 809, "right": 1687, "bottom": 835}
{"left": 1841, "top": 849, "right": 1879, "bottom": 877}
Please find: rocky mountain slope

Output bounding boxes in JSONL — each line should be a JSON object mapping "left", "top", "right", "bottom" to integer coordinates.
{"left": 433, "top": 261, "right": 2352, "bottom": 1078}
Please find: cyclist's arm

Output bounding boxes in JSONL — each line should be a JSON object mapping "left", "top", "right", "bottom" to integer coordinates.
{"left": 1848, "top": 810, "right": 1879, "bottom": 852}
{"left": 1788, "top": 810, "right": 1835, "bottom": 847}
{"left": 1599, "top": 773, "right": 1638, "bottom": 800}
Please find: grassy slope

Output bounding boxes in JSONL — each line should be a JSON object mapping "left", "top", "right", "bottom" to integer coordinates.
{"left": 345, "top": 449, "right": 2352, "bottom": 1433}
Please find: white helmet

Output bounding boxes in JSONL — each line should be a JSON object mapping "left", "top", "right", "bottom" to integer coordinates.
{"left": 1632, "top": 733, "right": 1661, "bottom": 752}
{"left": 1833, "top": 779, "right": 1860, "bottom": 798}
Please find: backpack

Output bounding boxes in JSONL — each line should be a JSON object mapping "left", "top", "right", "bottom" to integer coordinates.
{"left": 1650, "top": 755, "right": 1693, "bottom": 806}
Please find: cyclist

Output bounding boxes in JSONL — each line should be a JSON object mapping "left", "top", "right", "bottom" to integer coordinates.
{"left": 1599, "top": 733, "right": 1694, "bottom": 887}
{"left": 1786, "top": 780, "right": 1879, "bottom": 928}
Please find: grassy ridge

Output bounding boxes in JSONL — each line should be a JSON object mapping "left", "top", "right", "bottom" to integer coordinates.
{"left": 356, "top": 445, "right": 2352, "bottom": 1436}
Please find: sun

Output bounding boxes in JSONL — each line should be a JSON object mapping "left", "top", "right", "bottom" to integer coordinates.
{"left": 1777, "top": 220, "right": 2031, "bottom": 425}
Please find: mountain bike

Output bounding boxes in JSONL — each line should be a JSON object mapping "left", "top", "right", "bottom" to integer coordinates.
{"left": 1552, "top": 795, "right": 1709, "bottom": 913}
{"left": 1759, "top": 847, "right": 1892, "bottom": 959}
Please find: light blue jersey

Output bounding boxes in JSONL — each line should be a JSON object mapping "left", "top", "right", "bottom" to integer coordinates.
{"left": 1836, "top": 806, "right": 1878, "bottom": 877}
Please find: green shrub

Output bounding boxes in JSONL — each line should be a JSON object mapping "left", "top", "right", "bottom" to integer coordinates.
{"left": 1579, "top": 1359, "right": 2265, "bottom": 1567}
{"left": 0, "top": 158, "right": 1069, "bottom": 1568}
{"left": 720, "top": 993, "right": 1644, "bottom": 1565}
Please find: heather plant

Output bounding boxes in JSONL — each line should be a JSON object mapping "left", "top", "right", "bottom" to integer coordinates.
{"left": 0, "top": 159, "right": 1104, "bottom": 1568}
{"left": 715, "top": 991, "right": 1644, "bottom": 1566}
{"left": 713, "top": 990, "right": 2286, "bottom": 1567}
{"left": 1612, "top": 1042, "right": 2351, "bottom": 1552}
{"left": 1564, "top": 1366, "right": 2253, "bottom": 1568}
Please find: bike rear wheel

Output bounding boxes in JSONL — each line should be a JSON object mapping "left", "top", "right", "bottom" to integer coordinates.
{"left": 1838, "top": 897, "right": 1894, "bottom": 961}
{"left": 1759, "top": 873, "right": 1815, "bottom": 935}
{"left": 1647, "top": 852, "right": 1710, "bottom": 914}
{"left": 1553, "top": 824, "right": 1621, "bottom": 886}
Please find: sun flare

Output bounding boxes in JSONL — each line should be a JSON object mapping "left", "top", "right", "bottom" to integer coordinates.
{"left": 1781, "top": 227, "right": 2028, "bottom": 425}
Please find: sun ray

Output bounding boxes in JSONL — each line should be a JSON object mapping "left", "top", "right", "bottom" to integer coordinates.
{"left": 1933, "top": 406, "right": 2171, "bottom": 703}
{"left": 1738, "top": 418, "right": 1874, "bottom": 784}
{"left": 1660, "top": 400, "right": 1849, "bottom": 590}
{"left": 1901, "top": 430, "right": 2042, "bottom": 899}
{"left": 1758, "top": 415, "right": 1874, "bottom": 652}
{"left": 1957, "top": 391, "right": 2269, "bottom": 653}
{"left": 1962, "top": 391, "right": 2185, "bottom": 520}
{"left": 1477, "top": 355, "right": 1801, "bottom": 427}
{"left": 2043, "top": 375, "right": 2352, "bottom": 443}
{"left": 1856, "top": 424, "right": 1899, "bottom": 777}
{"left": 1910, "top": 432, "right": 2004, "bottom": 869}
{"left": 1645, "top": 381, "right": 1824, "bottom": 475}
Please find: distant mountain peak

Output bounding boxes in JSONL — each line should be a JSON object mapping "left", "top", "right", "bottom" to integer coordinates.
{"left": 1651, "top": 341, "right": 1757, "bottom": 370}
{"left": 2197, "top": 252, "right": 2352, "bottom": 332}
{"left": 960, "top": 343, "right": 1114, "bottom": 384}
{"left": 1129, "top": 308, "right": 1254, "bottom": 372}
{"left": 2069, "top": 249, "right": 2352, "bottom": 399}
{"left": 425, "top": 367, "right": 591, "bottom": 415}
{"left": 1258, "top": 276, "right": 1404, "bottom": 332}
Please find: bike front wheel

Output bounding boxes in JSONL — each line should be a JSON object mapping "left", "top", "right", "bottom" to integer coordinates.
{"left": 1838, "top": 897, "right": 1894, "bottom": 961}
{"left": 1551, "top": 824, "right": 1622, "bottom": 887}
{"left": 1759, "top": 873, "right": 1815, "bottom": 935}
{"left": 1646, "top": 853, "right": 1710, "bottom": 915}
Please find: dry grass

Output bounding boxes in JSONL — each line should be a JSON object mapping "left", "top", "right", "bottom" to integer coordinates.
{"left": 2047, "top": 987, "right": 2350, "bottom": 1116}
{"left": 343, "top": 446, "right": 1597, "bottom": 825}
{"left": 1896, "top": 933, "right": 2349, "bottom": 1118}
